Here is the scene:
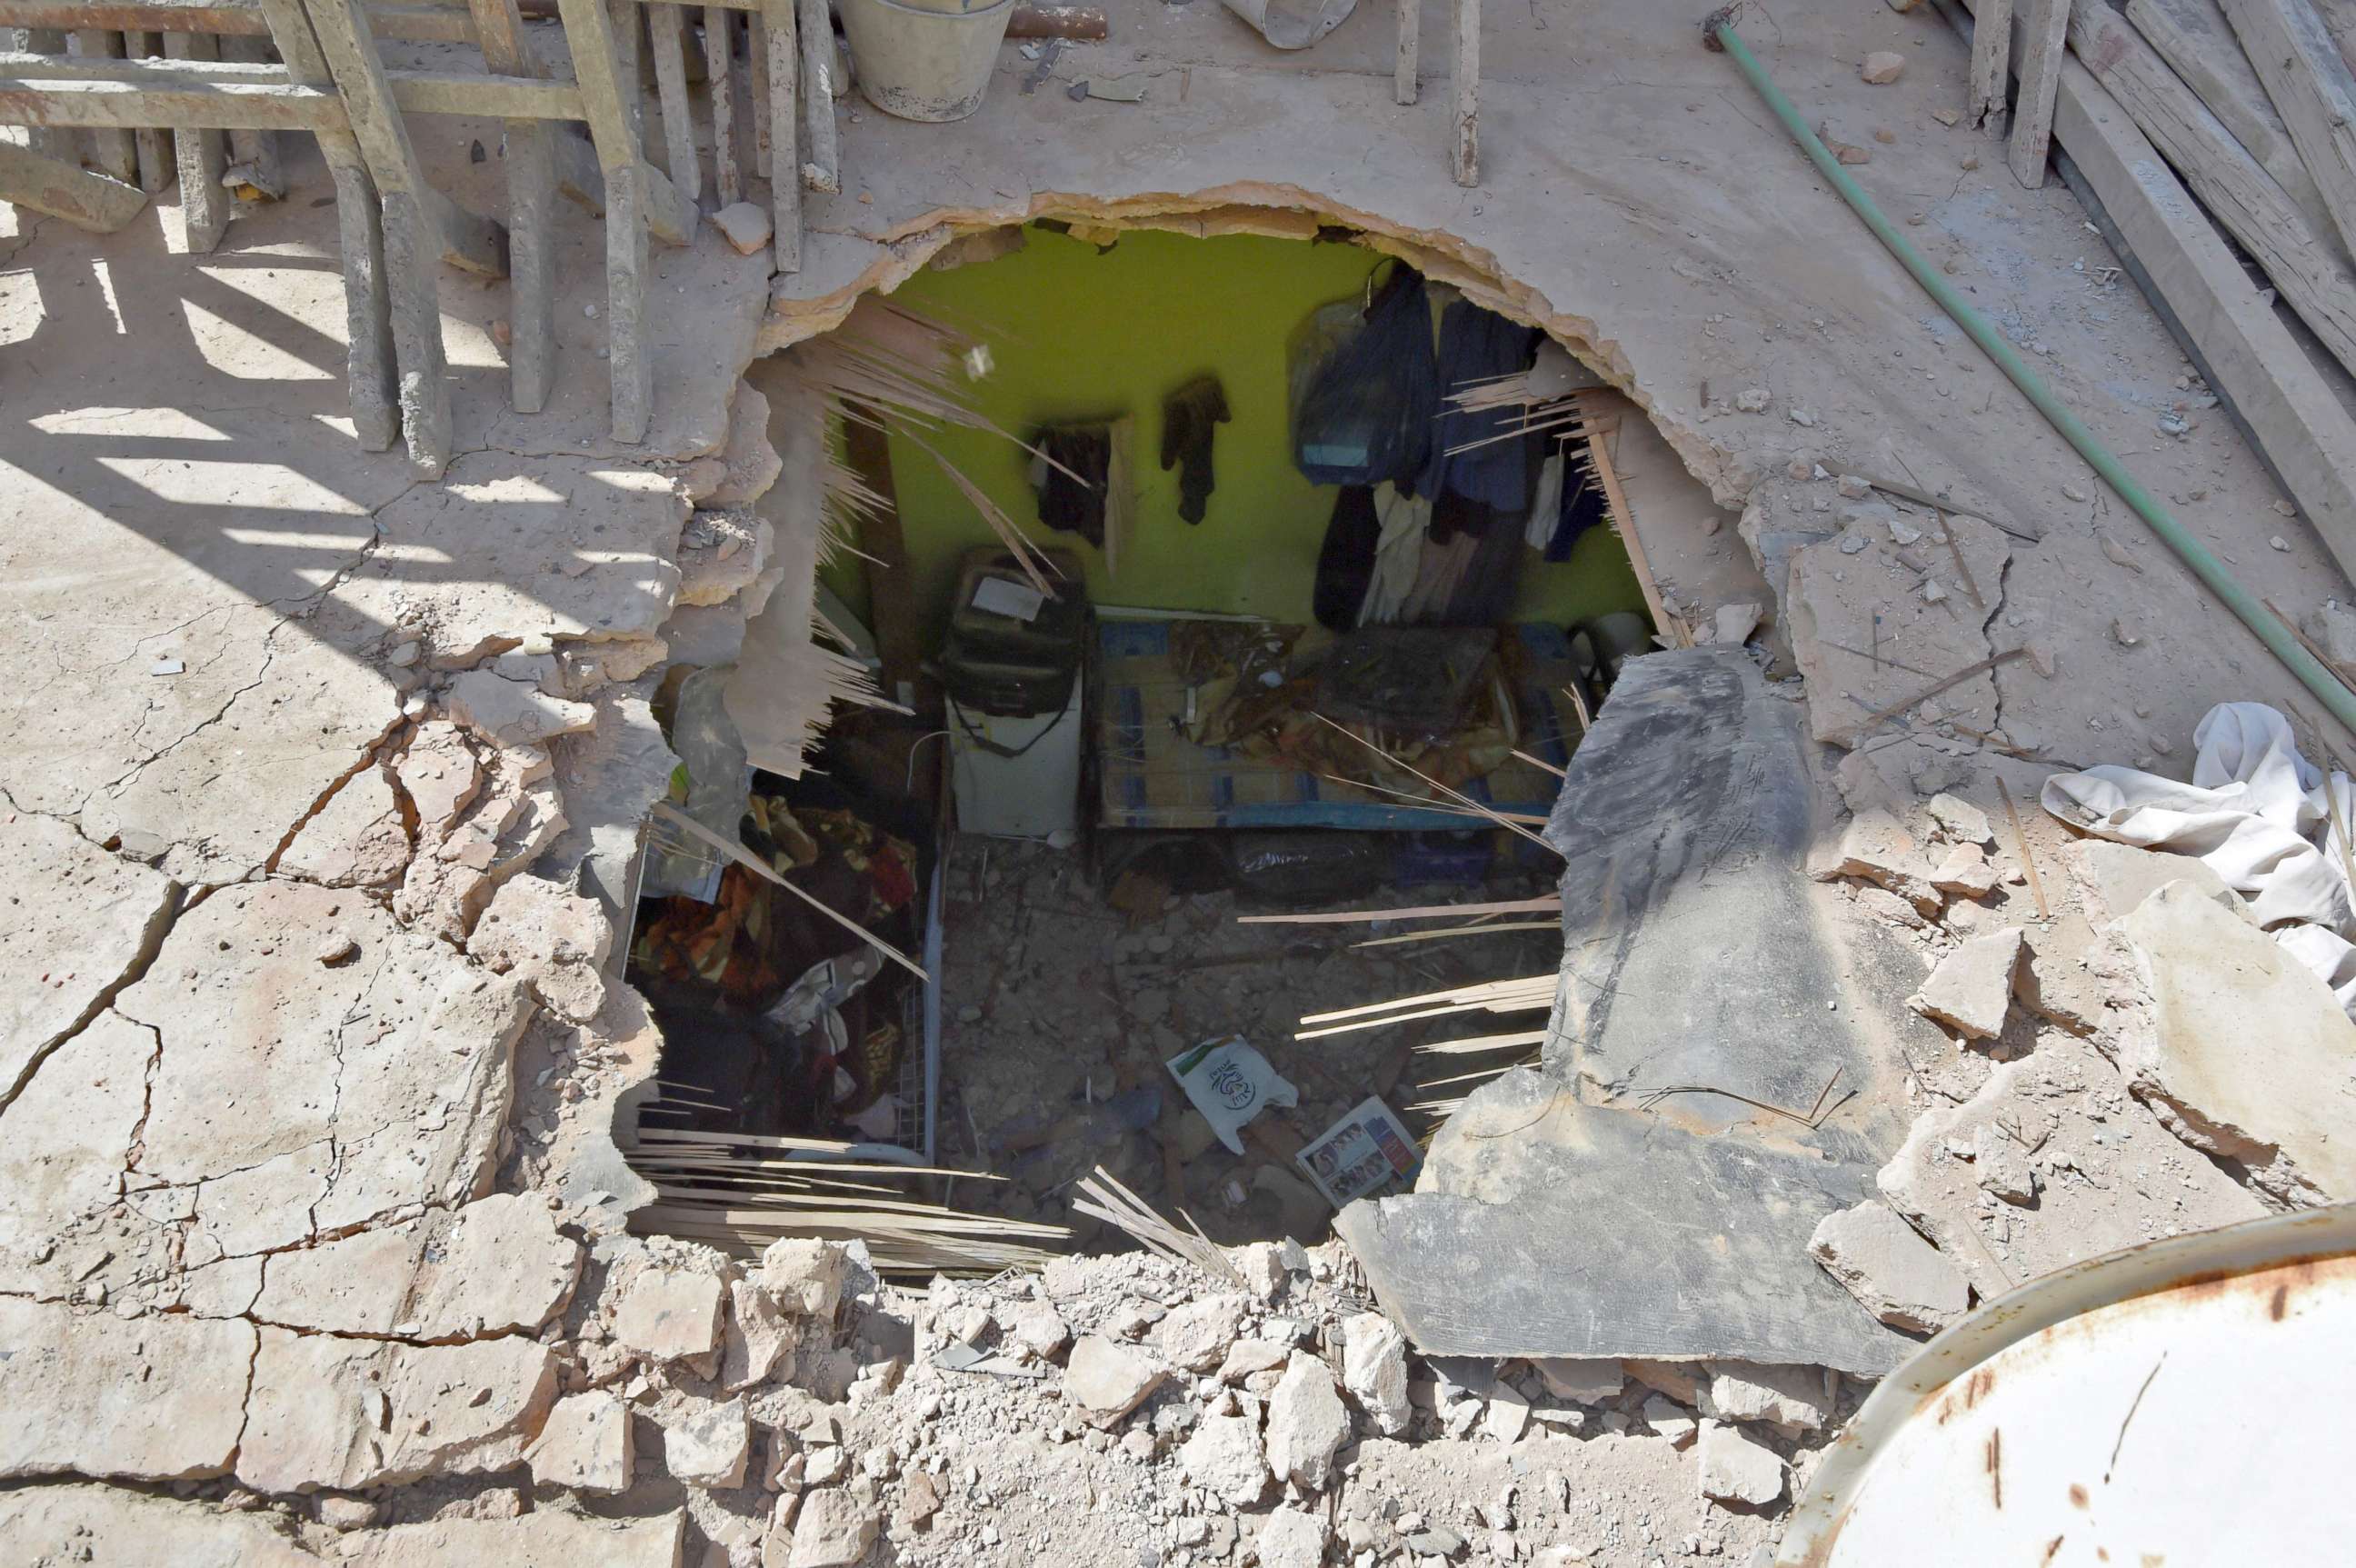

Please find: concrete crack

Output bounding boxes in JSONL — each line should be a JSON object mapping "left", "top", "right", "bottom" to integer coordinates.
{"left": 0, "top": 882, "right": 184, "bottom": 1118}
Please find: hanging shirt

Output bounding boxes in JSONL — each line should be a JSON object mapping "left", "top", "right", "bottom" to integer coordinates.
{"left": 1414, "top": 300, "right": 1541, "bottom": 510}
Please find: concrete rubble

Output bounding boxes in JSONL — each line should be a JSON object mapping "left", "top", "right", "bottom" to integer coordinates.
{"left": 5, "top": 0, "right": 2353, "bottom": 1560}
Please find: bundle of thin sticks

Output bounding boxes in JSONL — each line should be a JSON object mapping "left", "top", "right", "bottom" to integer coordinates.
{"left": 623, "top": 1122, "right": 1066, "bottom": 1275}
{"left": 1070, "top": 1165, "right": 1246, "bottom": 1289}
{"left": 1294, "top": 974, "right": 1556, "bottom": 1041}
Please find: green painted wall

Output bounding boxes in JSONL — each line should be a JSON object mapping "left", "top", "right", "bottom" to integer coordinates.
{"left": 828, "top": 225, "right": 1645, "bottom": 644}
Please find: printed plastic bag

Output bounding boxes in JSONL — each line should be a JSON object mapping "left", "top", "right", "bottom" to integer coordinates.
{"left": 1220, "top": 0, "right": 1358, "bottom": 49}
{"left": 1165, "top": 1035, "right": 1300, "bottom": 1154}
{"left": 1289, "top": 268, "right": 1439, "bottom": 489}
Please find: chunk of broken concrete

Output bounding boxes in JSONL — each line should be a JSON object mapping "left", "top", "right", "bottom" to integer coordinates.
{"left": 0, "top": 1299, "right": 253, "bottom": 1483}
{"left": 1176, "top": 1412, "right": 1269, "bottom": 1505}
{"left": 759, "top": 1237, "right": 849, "bottom": 1319}
{"left": 1265, "top": 1353, "right": 1353, "bottom": 1490}
{"left": 2120, "top": 881, "right": 2356, "bottom": 1204}
{"left": 1924, "top": 792, "right": 1992, "bottom": 845}
{"left": 251, "top": 1191, "right": 582, "bottom": 1339}
{"left": 1808, "top": 1199, "right": 1970, "bottom": 1334}
{"left": 710, "top": 201, "right": 775, "bottom": 256}
{"left": 1697, "top": 1421, "right": 1785, "bottom": 1504}
{"left": 779, "top": 1488, "right": 879, "bottom": 1568}
{"left": 1907, "top": 927, "right": 2023, "bottom": 1040}
{"left": 528, "top": 1389, "right": 634, "bottom": 1494}
{"left": 723, "top": 1278, "right": 799, "bottom": 1391}
{"left": 1342, "top": 1312, "right": 1413, "bottom": 1436}
{"left": 1861, "top": 50, "right": 1905, "bottom": 83}
{"left": 279, "top": 763, "right": 410, "bottom": 888}
{"left": 444, "top": 669, "right": 597, "bottom": 749}
{"left": 665, "top": 1396, "right": 750, "bottom": 1488}
{"left": 1257, "top": 1505, "right": 1332, "bottom": 1568}
{"left": 468, "top": 874, "right": 610, "bottom": 1024}
{"left": 1532, "top": 1357, "right": 1624, "bottom": 1403}
{"left": 1063, "top": 1335, "right": 1168, "bottom": 1424}
{"left": 2074, "top": 839, "right": 2245, "bottom": 924}
{"left": 1930, "top": 842, "right": 1997, "bottom": 899}
{"left": 1809, "top": 811, "right": 1942, "bottom": 914}
{"left": 1699, "top": 1363, "right": 1830, "bottom": 1434}
{"left": 612, "top": 1263, "right": 728, "bottom": 1362}
{"left": 1153, "top": 1292, "right": 1245, "bottom": 1373}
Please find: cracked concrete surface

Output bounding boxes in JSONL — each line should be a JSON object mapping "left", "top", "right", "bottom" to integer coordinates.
{"left": 1, "top": 0, "right": 2352, "bottom": 1557}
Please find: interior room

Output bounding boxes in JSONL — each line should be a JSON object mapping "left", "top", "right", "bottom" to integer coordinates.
{"left": 623, "top": 219, "right": 1707, "bottom": 1257}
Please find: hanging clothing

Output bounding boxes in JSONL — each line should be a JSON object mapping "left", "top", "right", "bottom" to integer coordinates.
{"left": 1443, "top": 501, "right": 1529, "bottom": 625}
{"left": 1289, "top": 265, "right": 1440, "bottom": 490}
{"left": 1526, "top": 452, "right": 1565, "bottom": 550}
{"left": 1160, "top": 375, "right": 1231, "bottom": 524}
{"left": 1545, "top": 460, "right": 1610, "bottom": 562}
{"left": 1358, "top": 484, "right": 1431, "bottom": 627}
{"left": 1415, "top": 300, "right": 1542, "bottom": 508}
{"left": 1313, "top": 484, "right": 1382, "bottom": 631}
{"left": 1399, "top": 529, "right": 1479, "bottom": 625}
{"left": 1028, "top": 424, "right": 1113, "bottom": 546}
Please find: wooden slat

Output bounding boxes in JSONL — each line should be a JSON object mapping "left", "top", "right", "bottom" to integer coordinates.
{"left": 794, "top": 0, "right": 830, "bottom": 192}
{"left": 1586, "top": 427, "right": 1687, "bottom": 649}
{"left": 128, "top": 28, "right": 167, "bottom": 190}
{"left": 1967, "top": 0, "right": 2009, "bottom": 129}
{"left": 645, "top": 0, "right": 696, "bottom": 201}
{"left": 71, "top": 27, "right": 137, "bottom": 178}
{"left": 557, "top": 0, "right": 650, "bottom": 441}
{"left": 2069, "top": 3, "right": 2356, "bottom": 378}
{"left": 465, "top": 0, "right": 554, "bottom": 413}
{"left": 2217, "top": 0, "right": 2356, "bottom": 263}
{"left": 704, "top": 1, "right": 735, "bottom": 202}
{"left": 218, "top": 31, "right": 280, "bottom": 195}
{"left": 255, "top": 0, "right": 395, "bottom": 451}
{"left": 1449, "top": 0, "right": 1474, "bottom": 185}
{"left": 0, "top": 132, "right": 145, "bottom": 225}
{"left": 0, "top": 0, "right": 479, "bottom": 42}
{"left": 745, "top": 5, "right": 765, "bottom": 175}
{"left": 1393, "top": 0, "right": 1415, "bottom": 104}
{"left": 297, "top": 0, "right": 452, "bottom": 473}
{"left": 160, "top": 32, "right": 226, "bottom": 248}
{"left": 763, "top": 0, "right": 794, "bottom": 267}
{"left": 2007, "top": 0, "right": 2071, "bottom": 187}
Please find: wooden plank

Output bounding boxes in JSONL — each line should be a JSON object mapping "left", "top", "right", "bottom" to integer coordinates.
{"left": 71, "top": 27, "right": 137, "bottom": 178}
{"left": 255, "top": 0, "right": 395, "bottom": 451}
{"left": 8, "top": 24, "right": 63, "bottom": 154}
{"left": 2041, "top": 43, "right": 2356, "bottom": 579}
{"left": 746, "top": 6, "right": 766, "bottom": 175}
{"left": 1585, "top": 429, "right": 1688, "bottom": 649}
{"left": 0, "top": 0, "right": 479, "bottom": 43}
{"left": 794, "top": 0, "right": 832, "bottom": 192}
{"left": 2007, "top": 0, "right": 2071, "bottom": 187}
{"left": 465, "top": 0, "right": 554, "bottom": 413}
{"left": 645, "top": 0, "right": 696, "bottom": 200}
{"left": 1449, "top": 0, "right": 1474, "bottom": 185}
{"left": 2216, "top": 0, "right": 2356, "bottom": 264}
{"left": 2071, "top": 3, "right": 2356, "bottom": 378}
{"left": 1393, "top": 0, "right": 1415, "bottom": 104}
{"left": 2126, "top": 0, "right": 2341, "bottom": 255}
{"left": 556, "top": 0, "right": 649, "bottom": 441}
{"left": 298, "top": 0, "right": 452, "bottom": 473}
{"left": 1967, "top": 0, "right": 2010, "bottom": 128}
{"left": 844, "top": 404, "right": 917, "bottom": 696}
{"left": 763, "top": 0, "right": 794, "bottom": 269}
{"left": 704, "top": 2, "right": 736, "bottom": 203}
{"left": 1007, "top": 2, "right": 1103, "bottom": 38}
{"left": 0, "top": 69, "right": 332, "bottom": 123}
{"left": 218, "top": 31, "right": 281, "bottom": 195}
{"left": 0, "top": 133, "right": 145, "bottom": 225}
{"left": 128, "top": 28, "right": 166, "bottom": 189}
{"left": 160, "top": 31, "right": 227, "bottom": 248}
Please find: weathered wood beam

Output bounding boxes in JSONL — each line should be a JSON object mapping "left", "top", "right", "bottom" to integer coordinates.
{"left": 0, "top": 58, "right": 579, "bottom": 121}
{"left": 1393, "top": 0, "right": 1415, "bottom": 105}
{"left": 127, "top": 27, "right": 167, "bottom": 189}
{"left": 0, "top": 132, "right": 146, "bottom": 226}
{"left": 298, "top": 0, "right": 452, "bottom": 472}
{"left": 2007, "top": 0, "right": 2071, "bottom": 187}
{"left": 2070, "top": 2, "right": 2356, "bottom": 378}
{"left": 253, "top": 0, "right": 395, "bottom": 450}
{"left": 1449, "top": 0, "right": 1474, "bottom": 186}
{"left": 762, "top": 0, "right": 793, "bottom": 269}
{"left": 0, "top": 0, "right": 478, "bottom": 44}
{"left": 219, "top": 31, "right": 280, "bottom": 195}
{"left": 704, "top": 1, "right": 735, "bottom": 203}
{"left": 556, "top": 0, "right": 649, "bottom": 441}
{"left": 160, "top": 30, "right": 226, "bottom": 248}
{"left": 2216, "top": 0, "right": 2356, "bottom": 264}
{"left": 1966, "top": 0, "right": 2009, "bottom": 129}
{"left": 70, "top": 27, "right": 137, "bottom": 178}
{"left": 794, "top": 0, "right": 830, "bottom": 192}
{"left": 645, "top": 0, "right": 696, "bottom": 201}
{"left": 745, "top": 7, "right": 765, "bottom": 175}
{"left": 466, "top": 0, "right": 554, "bottom": 413}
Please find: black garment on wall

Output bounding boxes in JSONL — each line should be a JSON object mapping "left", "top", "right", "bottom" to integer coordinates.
{"left": 1028, "top": 423, "right": 1113, "bottom": 546}
{"left": 1160, "top": 375, "right": 1231, "bottom": 524}
{"left": 1313, "top": 484, "right": 1381, "bottom": 632}
{"left": 1545, "top": 464, "right": 1610, "bottom": 562}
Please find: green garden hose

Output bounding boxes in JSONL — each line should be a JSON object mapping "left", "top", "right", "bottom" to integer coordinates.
{"left": 1703, "top": 11, "right": 2356, "bottom": 737}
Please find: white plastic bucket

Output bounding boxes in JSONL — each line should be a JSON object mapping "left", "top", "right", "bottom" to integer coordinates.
{"left": 840, "top": 0, "right": 1014, "bottom": 123}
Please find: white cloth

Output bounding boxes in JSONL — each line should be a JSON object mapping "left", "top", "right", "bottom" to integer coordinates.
{"left": 1525, "top": 452, "right": 1566, "bottom": 550}
{"left": 1358, "top": 483, "right": 1430, "bottom": 627}
{"left": 2042, "top": 702, "right": 2356, "bottom": 1013}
